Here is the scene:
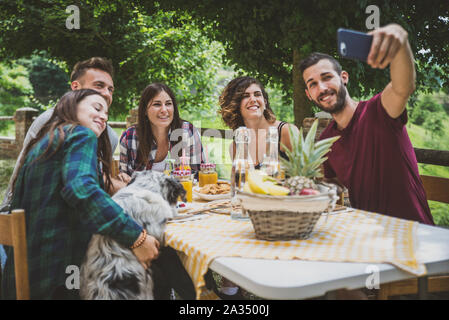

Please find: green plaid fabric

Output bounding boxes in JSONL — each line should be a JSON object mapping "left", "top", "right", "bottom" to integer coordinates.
{"left": 1, "top": 125, "right": 142, "bottom": 300}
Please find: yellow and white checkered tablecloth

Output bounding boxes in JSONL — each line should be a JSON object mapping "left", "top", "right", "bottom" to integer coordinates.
{"left": 165, "top": 209, "right": 426, "bottom": 299}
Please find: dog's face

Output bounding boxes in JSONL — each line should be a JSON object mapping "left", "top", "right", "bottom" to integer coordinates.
{"left": 127, "top": 170, "right": 186, "bottom": 205}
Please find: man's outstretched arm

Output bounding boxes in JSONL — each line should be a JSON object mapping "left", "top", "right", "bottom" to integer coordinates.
{"left": 367, "top": 24, "right": 416, "bottom": 119}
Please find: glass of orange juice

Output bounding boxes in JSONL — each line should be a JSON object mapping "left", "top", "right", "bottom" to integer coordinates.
{"left": 173, "top": 169, "right": 193, "bottom": 202}
{"left": 199, "top": 163, "right": 218, "bottom": 187}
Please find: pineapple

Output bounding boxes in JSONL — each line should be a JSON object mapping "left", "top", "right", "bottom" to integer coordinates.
{"left": 280, "top": 119, "right": 339, "bottom": 195}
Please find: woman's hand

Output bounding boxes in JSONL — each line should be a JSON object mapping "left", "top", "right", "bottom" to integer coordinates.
{"left": 117, "top": 172, "right": 131, "bottom": 184}
{"left": 132, "top": 234, "right": 160, "bottom": 270}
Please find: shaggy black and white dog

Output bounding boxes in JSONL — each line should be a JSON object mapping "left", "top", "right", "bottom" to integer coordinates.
{"left": 79, "top": 170, "right": 186, "bottom": 300}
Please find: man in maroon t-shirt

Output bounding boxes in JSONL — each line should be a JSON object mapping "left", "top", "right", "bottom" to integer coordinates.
{"left": 298, "top": 24, "right": 434, "bottom": 225}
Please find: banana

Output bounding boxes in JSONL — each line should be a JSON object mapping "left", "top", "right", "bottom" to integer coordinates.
{"left": 247, "top": 170, "right": 269, "bottom": 194}
{"left": 247, "top": 170, "right": 289, "bottom": 196}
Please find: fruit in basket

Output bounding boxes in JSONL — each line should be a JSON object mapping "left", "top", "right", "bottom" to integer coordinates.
{"left": 247, "top": 170, "right": 269, "bottom": 194}
{"left": 247, "top": 170, "right": 289, "bottom": 195}
{"left": 262, "top": 175, "right": 277, "bottom": 183}
{"left": 299, "top": 188, "right": 320, "bottom": 195}
{"left": 280, "top": 119, "right": 340, "bottom": 195}
{"left": 266, "top": 183, "right": 290, "bottom": 196}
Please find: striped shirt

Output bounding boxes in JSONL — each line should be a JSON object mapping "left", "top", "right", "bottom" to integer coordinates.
{"left": 119, "top": 122, "right": 204, "bottom": 177}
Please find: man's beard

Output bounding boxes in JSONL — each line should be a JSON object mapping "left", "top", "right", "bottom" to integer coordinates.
{"left": 312, "top": 81, "right": 347, "bottom": 114}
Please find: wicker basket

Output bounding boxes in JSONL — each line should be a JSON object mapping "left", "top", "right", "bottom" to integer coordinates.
{"left": 236, "top": 184, "right": 338, "bottom": 241}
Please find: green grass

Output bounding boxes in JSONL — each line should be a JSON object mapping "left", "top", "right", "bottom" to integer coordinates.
{"left": 407, "top": 119, "right": 449, "bottom": 151}
{"left": 407, "top": 120, "right": 449, "bottom": 227}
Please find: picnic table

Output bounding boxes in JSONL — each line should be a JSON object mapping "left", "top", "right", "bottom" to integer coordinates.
{"left": 165, "top": 202, "right": 449, "bottom": 300}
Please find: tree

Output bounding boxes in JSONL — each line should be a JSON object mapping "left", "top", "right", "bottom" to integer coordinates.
{"left": 0, "top": 62, "right": 33, "bottom": 131}
{"left": 0, "top": 1, "right": 224, "bottom": 118}
{"left": 19, "top": 53, "right": 70, "bottom": 107}
{"left": 150, "top": 0, "right": 449, "bottom": 127}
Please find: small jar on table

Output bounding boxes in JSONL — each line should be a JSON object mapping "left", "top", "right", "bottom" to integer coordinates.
{"left": 199, "top": 163, "right": 218, "bottom": 187}
{"left": 173, "top": 169, "right": 193, "bottom": 202}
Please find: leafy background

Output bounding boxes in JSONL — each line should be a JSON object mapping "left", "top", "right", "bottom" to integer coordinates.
{"left": 0, "top": 1, "right": 448, "bottom": 225}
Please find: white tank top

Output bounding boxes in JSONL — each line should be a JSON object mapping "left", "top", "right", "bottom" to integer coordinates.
{"left": 151, "top": 154, "right": 168, "bottom": 173}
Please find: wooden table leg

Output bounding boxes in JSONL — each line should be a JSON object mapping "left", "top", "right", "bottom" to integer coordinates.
{"left": 418, "top": 276, "right": 428, "bottom": 300}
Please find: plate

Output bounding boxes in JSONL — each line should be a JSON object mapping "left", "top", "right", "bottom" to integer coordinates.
{"left": 193, "top": 186, "right": 231, "bottom": 201}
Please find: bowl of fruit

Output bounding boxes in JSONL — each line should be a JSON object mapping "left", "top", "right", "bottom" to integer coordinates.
{"left": 237, "top": 120, "right": 340, "bottom": 241}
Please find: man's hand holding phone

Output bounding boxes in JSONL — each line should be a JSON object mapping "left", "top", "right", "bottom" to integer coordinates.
{"left": 337, "top": 24, "right": 414, "bottom": 117}
{"left": 338, "top": 24, "right": 409, "bottom": 70}
{"left": 366, "top": 24, "right": 409, "bottom": 69}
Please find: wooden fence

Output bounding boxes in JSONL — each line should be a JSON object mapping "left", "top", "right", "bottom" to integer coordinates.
{"left": 1, "top": 108, "right": 449, "bottom": 168}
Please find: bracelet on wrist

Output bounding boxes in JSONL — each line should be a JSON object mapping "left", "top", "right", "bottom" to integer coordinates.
{"left": 130, "top": 229, "right": 147, "bottom": 249}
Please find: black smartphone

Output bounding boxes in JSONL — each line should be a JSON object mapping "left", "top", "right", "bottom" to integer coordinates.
{"left": 337, "top": 28, "right": 373, "bottom": 62}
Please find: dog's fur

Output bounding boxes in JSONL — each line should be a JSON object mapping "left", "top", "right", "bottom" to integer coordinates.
{"left": 79, "top": 170, "right": 186, "bottom": 300}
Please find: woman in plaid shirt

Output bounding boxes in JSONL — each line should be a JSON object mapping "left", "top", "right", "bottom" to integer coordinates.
{"left": 1, "top": 89, "right": 159, "bottom": 299}
{"left": 118, "top": 83, "right": 204, "bottom": 183}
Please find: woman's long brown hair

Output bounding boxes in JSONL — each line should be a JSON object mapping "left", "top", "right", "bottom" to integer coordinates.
{"left": 12, "top": 89, "right": 113, "bottom": 194}
{"left": 136, "top": 83, "right": 182, "bottom": 168}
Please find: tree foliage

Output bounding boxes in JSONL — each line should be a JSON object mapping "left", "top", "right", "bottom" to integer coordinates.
{"left": 1, "top": 1, "right": 448, "bottom": 125}
{"left": 150, "top": 0, "right": 449, "bottom": 126}
{"left": 0, "top": 1, "right": 223, "bottom": 118}
{"left": 19, "top": 53, "right": 70, "bottom": 106}
{"left": 0, "top": 62, "right": 33, "bottom": 131}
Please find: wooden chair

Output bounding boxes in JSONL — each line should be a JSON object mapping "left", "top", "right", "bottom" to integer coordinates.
{"left": 378, "top": 175, "right": 449, "bottom": 299}
{"left": 0, "top": 209, "right": 30, "bottom": 300}
{"left": 421, "top": 175, "right": 449, "bottom": 204}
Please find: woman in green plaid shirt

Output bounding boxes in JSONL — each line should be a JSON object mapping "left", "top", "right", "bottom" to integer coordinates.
{"left": 1, "top": 89, "right": 159, "bottom": 300}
